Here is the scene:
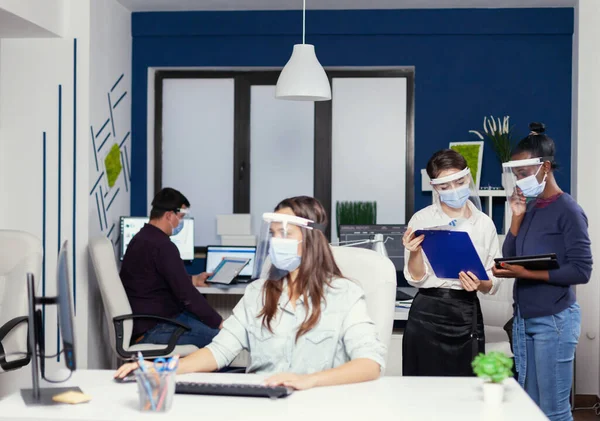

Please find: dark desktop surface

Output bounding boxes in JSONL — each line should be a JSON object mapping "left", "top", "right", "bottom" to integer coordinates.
{"left": 338, "top": 224, "right": 410, "bottom": 288}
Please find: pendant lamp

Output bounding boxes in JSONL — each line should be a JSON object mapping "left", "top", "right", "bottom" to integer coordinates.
{"left": 275, "top": 0, "right": 331, "bottom": 101}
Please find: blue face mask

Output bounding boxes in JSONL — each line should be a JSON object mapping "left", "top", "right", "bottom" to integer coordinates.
{"left": 171, "top": 218, "right": 184, "bottom": 236}
{"left": 269, "top": 237, "right": 301, "bottom": 272}
{"left": 439, "top": 185, "right": 471, "bottom": 209}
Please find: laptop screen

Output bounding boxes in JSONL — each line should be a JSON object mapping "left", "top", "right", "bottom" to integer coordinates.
{"left": 206, "top": 246, "right": 256, "bottom": 277}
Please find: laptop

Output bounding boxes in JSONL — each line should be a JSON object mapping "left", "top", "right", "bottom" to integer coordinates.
{"left": 205, "top": 245, "right": 256, "bottom": 283}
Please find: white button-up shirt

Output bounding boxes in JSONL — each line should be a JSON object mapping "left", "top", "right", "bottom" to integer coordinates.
{"left": 403, "top": 203, "right": 502, "bottom": 294}
{"left": 206, "top": 277, "right": 387, "bottom": 374}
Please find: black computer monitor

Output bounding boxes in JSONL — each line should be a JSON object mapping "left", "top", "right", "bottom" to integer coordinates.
{"left": 338, "top": 224, "right": 411, "bottom": 288}
{"left": 21, "top": 240, "right": 81, "bottom": 406}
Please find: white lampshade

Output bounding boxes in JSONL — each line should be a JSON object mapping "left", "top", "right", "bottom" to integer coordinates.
{"left": 275, "top": 44, "right": 331, "bottom": 101}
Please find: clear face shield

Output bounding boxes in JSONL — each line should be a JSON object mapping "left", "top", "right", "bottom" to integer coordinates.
{"left": 430, "top": 167, "right": 482, "bottom": 214}
{"left": 502, "top": 157, "right": 551, "bottom": 201}
{"left": 252, "top": 212, "right": 324, "bottom": 280}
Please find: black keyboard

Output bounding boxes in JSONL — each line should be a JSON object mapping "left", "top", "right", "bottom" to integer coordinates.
{"left": 175, "top": 381, "right": 293, "bottom": 399}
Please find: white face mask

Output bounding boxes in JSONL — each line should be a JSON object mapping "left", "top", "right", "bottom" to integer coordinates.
{"left": 516, "top": 166, "right": 547, "bottom": 197}
{"left": 269, "top": 237, "right": 301, "bottom": 272}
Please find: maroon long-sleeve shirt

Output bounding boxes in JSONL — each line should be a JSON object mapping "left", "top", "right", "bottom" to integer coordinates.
{"left": 120, "top": 223, "right": 222, "bottom": 338}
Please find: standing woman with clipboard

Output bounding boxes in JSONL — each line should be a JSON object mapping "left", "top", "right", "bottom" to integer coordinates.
{"left": 402, "top": 149, "right": 502, "bottom": 376}
{"left": 493, "top": 123, "right": 592, "bottom": 421}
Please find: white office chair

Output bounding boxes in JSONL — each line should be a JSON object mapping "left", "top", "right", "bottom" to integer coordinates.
{"left": 478, "top": 278, "right": 514, "bottom": 356}
{"left": 330, "top": 246, "right": 397, "bottom": 367}
{"left": 0, "top": 230, "right": 42, "bottom": 372}
{"left": 88, "top": 236, "right": 198, "bottom": 360}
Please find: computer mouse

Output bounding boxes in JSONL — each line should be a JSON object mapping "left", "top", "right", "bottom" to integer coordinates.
{"left": 114, "top": 373, "right": 136, "bottom": 383}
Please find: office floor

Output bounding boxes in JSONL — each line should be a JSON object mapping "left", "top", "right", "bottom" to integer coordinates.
{"left": 573, "top": 409, "right": 600, "bottom": 420}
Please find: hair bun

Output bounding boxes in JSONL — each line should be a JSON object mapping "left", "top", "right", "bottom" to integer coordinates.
{"left": 529, "top": 122, "right": 546, "bottom": 134}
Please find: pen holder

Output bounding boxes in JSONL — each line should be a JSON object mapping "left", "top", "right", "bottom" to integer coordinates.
{"left": 134, "top": 369, "right": 176, "bottom": 412}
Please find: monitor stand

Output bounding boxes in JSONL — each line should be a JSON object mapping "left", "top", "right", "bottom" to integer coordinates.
{"left": 20, "top": 275, "right": 81, "bottom": 406}
{"left": 20, "top": 387, "right": 83, "bottom": 406}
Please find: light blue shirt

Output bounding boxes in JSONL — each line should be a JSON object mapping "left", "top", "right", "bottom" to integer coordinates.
{"left": 206, "top": 277, "right": 387, "bottom": 374}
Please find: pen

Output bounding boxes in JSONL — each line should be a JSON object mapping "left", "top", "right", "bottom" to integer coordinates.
{"left": 137, "top": 352, "right": 157, "bottom": 410}
{"left": 156, "top": 356, "right": 178, "bottom": 410}
{"left": 167, "top": 355, "right": 179, "bottom": 372}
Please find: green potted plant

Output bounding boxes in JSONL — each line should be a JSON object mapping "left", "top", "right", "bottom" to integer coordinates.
{"left": 335, "top": 201, "right": 377, "bottom": 239}
{"left": 469, "top": 115, "right": 515, "bottom": 188}
{"left": 472, "top": 351, "right": 514, "bottom": 404}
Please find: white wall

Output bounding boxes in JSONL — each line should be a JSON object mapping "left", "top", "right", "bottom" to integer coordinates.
{"left": 250, "top": 85, "right": 314, "bottom": 237}
{"left": 0, "top": 0, "right": 90, "bottom": 389}
{"left": 331, "top": 77, "right": 407, "bottom": 242}
{"left": 573, "top": 0, "right": 600, "bottom": 397}
{"left": 0, "top": 0, "right": 130, "bottom": 390}
{"left": 161, "top": 78, "right": 234, "bottom": 246}
{"left": 87, "top": 0, "right": 131, "bottom": 369}
{"left": 0, "top": 0, "right": 65, "bottom": 37}
{"left": 147, "top": 68, "right": 155, "bottom": 208}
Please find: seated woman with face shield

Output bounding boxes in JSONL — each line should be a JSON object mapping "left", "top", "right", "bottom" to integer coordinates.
{"left": 401, "top": 149, "right": 502, "bottom": 377}
{"left": 115, "top": 196, "right": 386, "bottom": 390}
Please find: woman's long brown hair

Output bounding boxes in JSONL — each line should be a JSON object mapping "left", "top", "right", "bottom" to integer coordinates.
{"left": 258, "top": 196, "right": 343, "bottom": 340}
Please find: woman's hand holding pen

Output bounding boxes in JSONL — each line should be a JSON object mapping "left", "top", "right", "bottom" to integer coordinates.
{"left": 403, "top": 228, "right": 425, "bottom": 253}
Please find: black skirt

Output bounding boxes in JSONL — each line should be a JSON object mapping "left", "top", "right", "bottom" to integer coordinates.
{"left": 402, "top": 288, "right": 485, "bottom": 377}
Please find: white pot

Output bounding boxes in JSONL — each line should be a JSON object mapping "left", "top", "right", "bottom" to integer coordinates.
{"left": 483, "top": 382, "right": 504, "bottom": 405}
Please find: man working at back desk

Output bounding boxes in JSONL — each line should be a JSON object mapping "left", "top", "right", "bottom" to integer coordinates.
{"left": 120, "top": 187, "right": 223, "bottom": 348}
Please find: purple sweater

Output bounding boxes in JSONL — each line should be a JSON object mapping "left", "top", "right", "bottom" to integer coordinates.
{"left": 120, "top": 224, "right": 222, "bottom": 338}
{"left": 503, "top": 193, "right": 593, "bottom": 319}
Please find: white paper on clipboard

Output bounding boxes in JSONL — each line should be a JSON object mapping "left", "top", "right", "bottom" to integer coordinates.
{"left": 411, "top": 218, "right": 469, "bottom": 232}
{"left": 207, "top": 258, "right": 250, "bottom": 285}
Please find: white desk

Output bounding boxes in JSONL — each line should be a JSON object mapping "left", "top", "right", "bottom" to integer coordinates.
{"left": 0, "top": 370, "right": 547, "bottom": 421}
{"left": 197, "top": 283, "right": 247, "bottom": 295}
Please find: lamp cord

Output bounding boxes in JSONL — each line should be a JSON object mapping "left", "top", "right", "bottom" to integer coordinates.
{"left": 302, "top": 0, "right": 306, "bottom": 44}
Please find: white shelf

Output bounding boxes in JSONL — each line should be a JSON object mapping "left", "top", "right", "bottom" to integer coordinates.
{"left": 478, "top": 189, "right": 506, "bottom": 197}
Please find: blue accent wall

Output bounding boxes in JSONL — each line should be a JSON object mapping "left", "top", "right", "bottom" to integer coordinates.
{"left": 131, "top": 8, "right": 574, "bottom": 225}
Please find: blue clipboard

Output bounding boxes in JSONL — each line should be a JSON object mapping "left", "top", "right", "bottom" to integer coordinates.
{"left": 413, "top": 230, "right": 489, "bottom": 281}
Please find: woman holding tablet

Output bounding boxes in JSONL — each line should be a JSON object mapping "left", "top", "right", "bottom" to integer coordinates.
{"left": 115, "top": 196, "right": 386, "bottom": 390}
{"left": 402, "top": 149, "right": 502, "bottom": 376}
{"left": 493, "top": 123, "right": 592, "bottom": 421}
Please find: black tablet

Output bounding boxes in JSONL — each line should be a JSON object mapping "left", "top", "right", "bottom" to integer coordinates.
{"left": 494, "top": 254, "right": 560, "bottom": 270}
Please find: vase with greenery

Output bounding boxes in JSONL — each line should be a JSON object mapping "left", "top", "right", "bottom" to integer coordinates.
{"left": 472, "top": 351, "right": 514, "bottom": 404}
{"left": 335, "top": 201, "right": 377, "bottom": 239}
{"left": 469, "top": 115, "right": 515, "bottom": 188}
